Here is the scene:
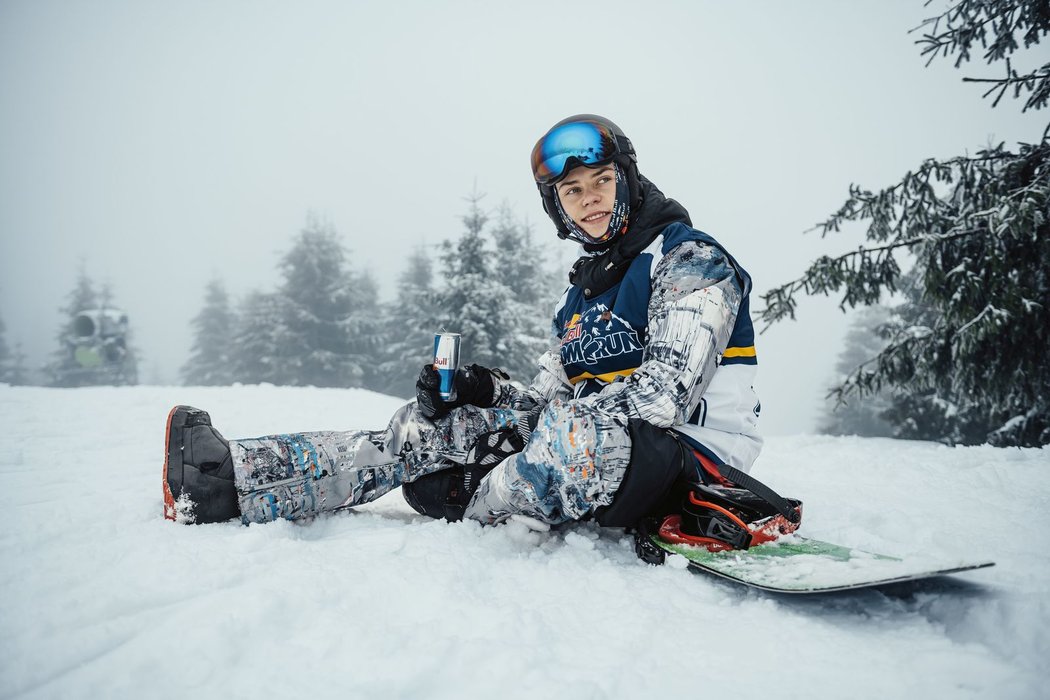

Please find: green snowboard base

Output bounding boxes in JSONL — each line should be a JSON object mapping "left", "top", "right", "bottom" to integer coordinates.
{"left": 651, "top": 534, "right": 995, "bottom": 593}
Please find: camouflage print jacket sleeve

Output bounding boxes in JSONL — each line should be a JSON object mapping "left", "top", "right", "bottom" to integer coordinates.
{"left": 581, "top": 240, "right": 744, "bottom": 428}
{"left": 490, "top": 342, "right": 573, "bottom": 413}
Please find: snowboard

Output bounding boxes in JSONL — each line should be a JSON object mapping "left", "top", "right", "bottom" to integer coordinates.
{"left": 648, "top": 533, "right": 995, "bottom": 593}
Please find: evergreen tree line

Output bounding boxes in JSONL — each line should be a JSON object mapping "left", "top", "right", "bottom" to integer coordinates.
{"left": 784, "top": 1, "right": 1049, "bottom": 447}
{"left": 182, "top": 198, "right": 561, "bottom": 397}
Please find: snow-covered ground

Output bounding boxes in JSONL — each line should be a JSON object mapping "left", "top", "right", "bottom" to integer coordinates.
{"left": 1, "top": 385, "right": 1047, "bottom": 700}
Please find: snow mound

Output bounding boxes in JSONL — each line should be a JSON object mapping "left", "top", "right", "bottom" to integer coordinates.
{"left": 1, "top": 386, "right": 1047, "bottom": 699}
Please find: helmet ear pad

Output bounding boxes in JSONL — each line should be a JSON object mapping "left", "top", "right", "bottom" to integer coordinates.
{"left": 623, "top": 158, "right": 642, "bottom": 212}
{"left": 538, "top": 183, "right": 571, "bottom": 240}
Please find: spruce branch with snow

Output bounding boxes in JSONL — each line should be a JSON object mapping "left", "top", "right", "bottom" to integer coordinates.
{"left": 913, "top": 0, "right": 1050, "bottom": 111}
{"left": 759, "top": 0, "right": 1050, "bottom": 446}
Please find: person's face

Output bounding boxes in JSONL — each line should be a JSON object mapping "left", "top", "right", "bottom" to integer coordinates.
{"left": 555, "top": 164, "right": 617, "bottom": 240}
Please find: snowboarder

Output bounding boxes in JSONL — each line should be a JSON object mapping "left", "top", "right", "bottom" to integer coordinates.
{"left": 164, "top": 114, "right": 763, "bottom": 532}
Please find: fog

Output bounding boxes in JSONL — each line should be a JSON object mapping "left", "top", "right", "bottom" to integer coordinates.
{"left": 1, "top": 0, "right": 1044, "bottom": 434}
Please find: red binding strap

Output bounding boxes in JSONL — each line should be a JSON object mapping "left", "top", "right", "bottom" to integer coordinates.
{"left": 693, "top": 449, "right": 734, "bottom": 487}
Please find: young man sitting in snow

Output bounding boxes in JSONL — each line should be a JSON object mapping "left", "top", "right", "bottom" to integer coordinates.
{"left": 164, "top": 115, "right": 763, "bottom": 534}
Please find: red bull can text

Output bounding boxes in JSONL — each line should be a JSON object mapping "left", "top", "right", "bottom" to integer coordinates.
{"left": 433, "top": 332, "right": 461, "bottom": 402}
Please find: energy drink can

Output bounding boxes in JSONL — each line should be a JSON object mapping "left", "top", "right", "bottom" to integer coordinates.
{"left": 433, "top": 332, "right": 461, "bottom": 402}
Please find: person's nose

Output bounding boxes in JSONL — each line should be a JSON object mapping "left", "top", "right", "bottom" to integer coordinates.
{"left": 582, "top": 186, "right": 602, "bottom": 207}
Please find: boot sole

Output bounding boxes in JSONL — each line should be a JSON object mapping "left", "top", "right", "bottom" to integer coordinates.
{"left": 162, "top": 405, "right": 183, "bottom": 521}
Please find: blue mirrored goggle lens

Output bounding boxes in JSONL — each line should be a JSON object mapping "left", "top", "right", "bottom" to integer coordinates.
{"left": 531, "top": 121, "right": 619, "bottom": 185}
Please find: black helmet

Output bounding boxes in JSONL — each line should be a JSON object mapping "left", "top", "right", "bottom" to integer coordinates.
{"left": 530, "top": 114, "right": 642, "bottom": 243}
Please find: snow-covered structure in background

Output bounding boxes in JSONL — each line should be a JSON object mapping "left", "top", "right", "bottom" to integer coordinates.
{"left": 50, "top": 306, "right": 138, "bottom": 386}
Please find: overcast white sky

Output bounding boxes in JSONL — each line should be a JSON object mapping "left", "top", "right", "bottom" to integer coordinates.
{"left": 1, "top": 0, "right": 1045, "bottom": 434}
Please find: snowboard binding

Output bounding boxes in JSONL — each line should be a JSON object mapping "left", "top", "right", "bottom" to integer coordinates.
{"left": 634, "top": 454, "right": 803, "bottom": 562}
{"left": 658, "top": 483, "right": 803, "bottom": 552}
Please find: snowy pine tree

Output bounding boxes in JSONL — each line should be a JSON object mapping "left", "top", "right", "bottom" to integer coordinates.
{"left": 437, "top": 192, "right": 522, "bottom": 371}
{"left": 868, "top": 269, "right": 1002, "bottom": 444}
{"left": 4, "top": 343, "right": 28, "bottom": 386}
{"left": 1, "top": 298, "right": 30, "bottom": 385}
{"left": 0, "top": 314, "right": 8, "bottom": 378}
{"left": 181, "top": 278, "right": 236, "bottom": 386}
{"left": 375, "top": 247, "right": 441, "bottom": 397}
{"left": 348, "top": 269, "right": 383, "bottom": 390}
{"left": 229, "top": 290, "right": 292, "bottom": 385}
{"left": 819, "top": 306, "right": 895, "bottom": 438}
{"left": 1, "top": 291, "right": 31, "bottom": 385}
{"left": 760, "top": 2, "right": 1050, "bottom": 446}
{"left": 490, "top": 204, "right": 558, "bottom": 380}
{"left": 275, "top": 216, "right": 374, "bottom": 388}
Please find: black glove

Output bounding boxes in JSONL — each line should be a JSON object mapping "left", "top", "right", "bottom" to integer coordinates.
{"left": 415, "top": 363, "right": 505, "bottom": 420}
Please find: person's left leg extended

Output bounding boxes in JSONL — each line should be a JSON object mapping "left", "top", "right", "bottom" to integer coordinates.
{"left": 231, "top": 401, "right": 530, "bottom": 524}
{"left": 164, "top": 401, "right": 530, "bottom": 524}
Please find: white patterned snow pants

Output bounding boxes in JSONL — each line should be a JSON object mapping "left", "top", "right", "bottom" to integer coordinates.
{"left": 229, "top": 399, "right": 633, "bottom": 527}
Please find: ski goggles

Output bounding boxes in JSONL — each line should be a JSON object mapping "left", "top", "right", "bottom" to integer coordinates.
{"left": 531, "top": 119, "right": 632, "bottom": 185}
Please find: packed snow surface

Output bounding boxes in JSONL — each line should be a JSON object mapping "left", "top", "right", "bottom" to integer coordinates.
{"left": 1, "top": 385, "right": 1048, "bottom": 699}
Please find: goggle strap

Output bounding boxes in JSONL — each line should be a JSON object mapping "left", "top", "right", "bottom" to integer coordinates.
{"left": 615, "top": 134, "right": 635, "bottom": 157}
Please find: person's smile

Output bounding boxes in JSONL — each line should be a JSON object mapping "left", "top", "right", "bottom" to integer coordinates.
{"left": 581, "top": 211, "right": 610, "bottom": 223}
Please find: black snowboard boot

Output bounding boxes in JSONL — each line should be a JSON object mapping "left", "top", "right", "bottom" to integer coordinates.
{"left": 163, "top": 405, "right": 240, "bottom": 524}
{"left": 402, "top": 427, "right": 526, "bottom": 522}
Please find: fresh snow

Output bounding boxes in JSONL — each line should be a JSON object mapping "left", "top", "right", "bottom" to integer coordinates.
{"left": 1, "top": 385, "right": 1047, "bottom": 699}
